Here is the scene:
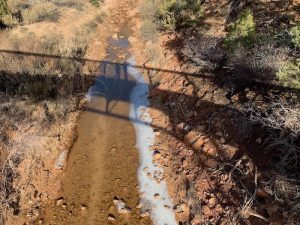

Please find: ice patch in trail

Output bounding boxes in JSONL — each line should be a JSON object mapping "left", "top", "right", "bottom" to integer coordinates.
{"left": 128, "top": 57, "right": 177, "bottom": 225}
{"left": 55, "top": 150, "right": 68, "bottom": 170}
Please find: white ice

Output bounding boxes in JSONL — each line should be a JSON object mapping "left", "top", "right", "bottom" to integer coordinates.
{"left": 128, "top": 57, "right": 177, "bottom": 225}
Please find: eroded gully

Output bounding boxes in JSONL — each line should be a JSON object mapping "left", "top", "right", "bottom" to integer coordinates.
{"left": 37, "top": 0, "right": 176, "bottom": 225}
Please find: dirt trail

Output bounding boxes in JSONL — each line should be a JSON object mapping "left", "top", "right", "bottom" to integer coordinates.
{"left": 37, "top": 1, "right": 152, "bottom": 224}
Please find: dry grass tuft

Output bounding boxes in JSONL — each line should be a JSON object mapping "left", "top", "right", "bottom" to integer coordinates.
{"left": 247, "top": 99, "right": 300, "bottom": 137}
{"left": 22, "top": 2, "right": 59, "bottom": 24}
{"left": 229, "top": 43, "right": 289, "bottom": 80}
{"left": 52, "top": 0, "right": 84, "bottom": 10}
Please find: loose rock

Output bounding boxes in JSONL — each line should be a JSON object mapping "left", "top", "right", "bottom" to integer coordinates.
{"left": 108, "top": 214, "right": 116, "bottom": 221}
{"left": 81, "top": 204, "right": 88, "bottom": 211}
{"left": 140, "top": 211, "right": 150, "bottom": 218}
{"left": 56, "top": 198, "right": 64, "bottom": 206}
{"left": 153, "top": 151, "right": 162, "bottom": 161}
{"left": 184, "top": 130, "right": 199, "bottom": 145}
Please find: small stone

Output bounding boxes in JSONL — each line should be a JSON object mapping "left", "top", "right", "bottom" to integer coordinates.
{"left": 56, "top": 198, "right": 64, "bottom": 206}
{"left": 154, "top": 193, "right": 160, "bottom": 199}
{"left": 203, "top": 144, "right": 217, "bottom": 157}
{"left": 112, "top": 33, "right": 118, "bottom": 39}
{"left": 192, "top": 138, "right": 204, "bottom": 151}
{"left": 181, "top": 203, "right": 189, "bottom": 212}
{"left": 184, "top": 130, "right": 198, "bottom": 145}
{"left": 81, "top": 204, "right": 87, "bottom": 211}
{"left": 205, "top": 158, "right": 217, "bottom": 168}
{"left": 256, "top": 188, "right": 268, "bottom": 198}
{"left": 119, "top": 208, "right": 131, "bottom": 214}
{"left": 175, "top": 203, "right": 189, "bottom": 214}
{"left": 38, "top": 219, "right": 44, "bottom": 224}
{"left": 136, "top": 203, "right": 143, "bottom": 209}
{"left": 208, "top": 197, "right": 216, "bottom": 208}
{"left": 62, "top": 203, "right": 67, "bottom": 209}
{"left": 225, "top": 145, "right": 239, "bottom": 159}
{"left": 183, "top": 125, "right": 191, "bottom": 132}
{"left": 108, "top": 214, "right": 116, "bottom": 221}
{"left": 202, "top": 206, "right": 211, "bottom": 215}
{"left": 113, "top": 197, "right": 119, "bottom": 204}
{"left": 41, "top": 192, "right": 49, "bottom": 200}
{"left": 182, "top": 159, "right": 188, "bottom": 167}
{"left": 114, "top": 199, "right": 132, "bottom": 214}
{"left": 155, "top": 131, "right": 161, "bottom": 136}
{"left": 140, "top": 211, "right": 150, "bottom": 217}
{"left": 153, "top": 151, "right": 162, "bottom": 161}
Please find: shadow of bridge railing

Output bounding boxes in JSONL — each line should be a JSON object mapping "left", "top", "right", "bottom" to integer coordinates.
{"left": 1, "top": 49, "right": 299, "bottom": 99}
{"left": 1, "top": 49, "right": 300, "bottom": 221}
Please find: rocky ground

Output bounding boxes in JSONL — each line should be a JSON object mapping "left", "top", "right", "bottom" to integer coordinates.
{"left": 131, "top": 0, "right": 300, "bottom": 224}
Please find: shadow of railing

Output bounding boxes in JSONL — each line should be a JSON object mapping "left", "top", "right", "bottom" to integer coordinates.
{"left": 1, "top": 49, "right": 300, "bottom": 96}
{"left": 1, "top": 49, "right": 299, "bottom": 222}
{"left": 0, "top": 49, "right": 212, "bottom": 78}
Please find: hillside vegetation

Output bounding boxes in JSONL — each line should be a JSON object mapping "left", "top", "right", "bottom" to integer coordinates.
{"left": 0, "top": 0, "right": 103, "bottom": 224}
{"left": 139, "top": 0, "right": 300, "bottom": 224}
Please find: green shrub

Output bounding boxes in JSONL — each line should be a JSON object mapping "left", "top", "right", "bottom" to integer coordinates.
{"left": 290, "top": 26, "right": 300, "bottom": 48}
{"left": 277, "top": 59, "right": 300, "bottom": 89}
{"left": 230, "top": 43, "right": 288, "bottom": 81}
{"left": 0, "top": 0, "right": 8, "bottom": 25}
{"left": 275, "top": 30, "right": 293, "bottom": 48}
{"left": 0, "top": 0, "right": 8, "bottom": 18}
{"left": 157, "top": 0, "right": 176, "bottom": 30}
{"left": 22, "top": 2, "right": 59, "bottom": 24}
{"left": 225, "top": 9, "right": 256, "bottom": 51}
{"left": 157, "top": 0, "right": 203, "bottom": 31}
